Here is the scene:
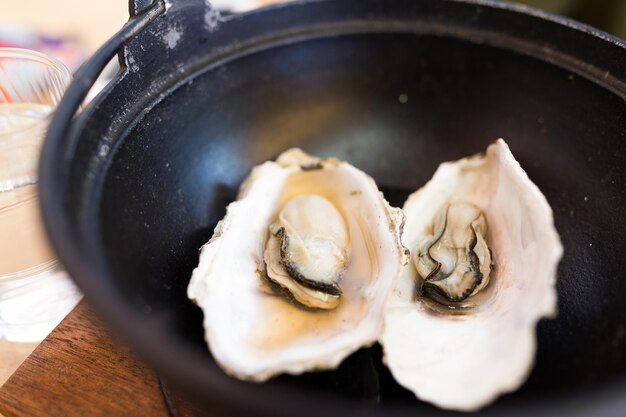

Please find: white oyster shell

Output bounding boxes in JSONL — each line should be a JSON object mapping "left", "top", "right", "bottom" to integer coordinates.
{"left": 380, "top": 139, "right": 563, "bottom": 411}
{"left": 188, "top": 148, "right": 407, "bottom": 381}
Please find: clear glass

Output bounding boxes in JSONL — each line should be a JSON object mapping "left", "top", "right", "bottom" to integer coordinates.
{"left": 0, "top": 48, "right": 81, "bottom": 342}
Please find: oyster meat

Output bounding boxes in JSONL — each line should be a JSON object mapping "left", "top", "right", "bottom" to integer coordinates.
{"left": 380, "top": 139, "right": 563, "bottom": 411}
{"left": 414, "top": 202, "right": 493, "bottom": 303}
{"left": 188, "top": 149, "right": 407, "bottom": 381}
{"left": 264, "top": 194, "right": 348, "bottom": 310}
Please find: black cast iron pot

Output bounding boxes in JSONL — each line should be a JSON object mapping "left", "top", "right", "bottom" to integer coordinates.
{"left": 40, "top": 0, "right": 626, "bottom": 416}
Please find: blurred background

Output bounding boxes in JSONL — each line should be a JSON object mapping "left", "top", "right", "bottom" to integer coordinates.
{"left": 1, "top": 0, "right": 625, "bottom": 73}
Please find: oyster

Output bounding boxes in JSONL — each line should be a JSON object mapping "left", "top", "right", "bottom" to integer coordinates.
{"left": 414, "top": 202, "right": 493, "bottom": 303}
{"left": 188, "top": 149, "right": 407, "bottom": 381}
{"left": 264, "top": 194, "right": 348, "bottom": 310}
{"left": 380, "top": 139, "right": 563, "bottom": 411}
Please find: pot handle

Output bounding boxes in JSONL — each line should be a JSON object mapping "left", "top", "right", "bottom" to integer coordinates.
{"left": 130, "top": 0, "right": 160, "bottom": 16}
{"left": 43, "top": 0, "right": 165, "bottom": 156}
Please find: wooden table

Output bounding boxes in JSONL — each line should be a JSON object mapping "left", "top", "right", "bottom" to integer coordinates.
{"left": 0, "top": 301, "right": 213, "bottom": 417}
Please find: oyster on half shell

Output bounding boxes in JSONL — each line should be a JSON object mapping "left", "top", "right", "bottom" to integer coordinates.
{"left": 188, "top": 149, "right": 407, "bottom": 381}
{"left": 380, "top": 139, "right": 563, "bottom": 411}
